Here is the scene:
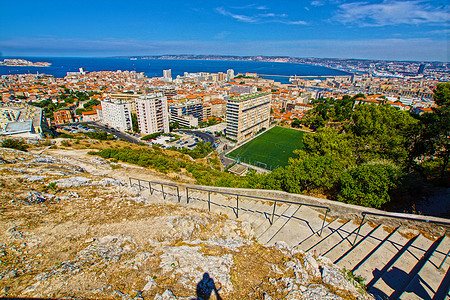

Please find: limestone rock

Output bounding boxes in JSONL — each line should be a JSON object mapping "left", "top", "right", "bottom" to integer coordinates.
{"left": 21, "top": 175, "right": 45, "bottom": 182}
{"left": 190, "top": 237, "right": 245, "bottom": 251}
{"left": 25, "top": 191, "right": 48, "bottom": 204}
{"left": 321, "top": 265, "right": 358, "bottom": 294}
{"left": 303, "top": 284, "right": 341, "bottom": 300}
{"left": 159, "top": 245, "right": 234, "bottom": 292}
{"left": 154, "top": 289, "right": 177, "bottom": 300}
{"left": 304, "top": 252, "right": 321, "bottom": 278}
{"left": 55, "top": 176, "right": 92, "bottom": 188}
{"left": 142, "top": 276, "right": 157, "bottom": 291}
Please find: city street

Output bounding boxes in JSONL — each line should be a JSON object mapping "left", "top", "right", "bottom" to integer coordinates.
{"left": 90, "top": 123, "right": 142, "bottom": 144}
{"left": 176, "top": 129, "right": 218, "bottom": 145}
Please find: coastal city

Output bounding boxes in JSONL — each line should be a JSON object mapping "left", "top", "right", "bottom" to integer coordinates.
{"left": 1, "top": 0, "right": 449, "bottom": 298}
{"left": 0, "top": 57, "right": 445, "bottom": 142}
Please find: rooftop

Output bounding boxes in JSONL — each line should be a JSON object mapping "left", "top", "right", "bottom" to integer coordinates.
{"left": 4, "top": 120, "right": 33, "bottom": 133}
{"left": 229, "top": 92, "right": 270, "bottom": 102}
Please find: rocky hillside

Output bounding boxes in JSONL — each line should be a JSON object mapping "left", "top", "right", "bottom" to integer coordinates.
{"left": 0, "top": 147, "right": 375, "bottom": 299}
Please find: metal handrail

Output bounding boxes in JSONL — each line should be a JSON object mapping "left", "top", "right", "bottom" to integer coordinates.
{"left": 128, "top": 176, "right": 449, "bottom": 268}
{"left": 353, "top": 211, "right": 450, "bottom": 268}
{"left": 129, "top": 177, "right": 181, "bottom": 202}
{"left": 186, "top": 186, "right": 331, "bottom": 237}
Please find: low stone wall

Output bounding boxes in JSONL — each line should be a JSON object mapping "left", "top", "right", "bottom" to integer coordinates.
{"left": 134, "top": 178, "right": 450, "bottom": 237}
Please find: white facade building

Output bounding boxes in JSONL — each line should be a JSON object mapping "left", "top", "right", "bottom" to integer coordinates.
{"left": 227, "top": 69, "right": 235, "bottom": 82}
{"left": 163, "top": 69, "right": 172, "bottom": 81}
{"left": 135, "top": 93, "right": 169, "bottom": 135}
{"left": 226, "top": 92, "right": 270, "bottom": 142}
{"left": 100, "top": 99, "right": 133, "bottom": 131}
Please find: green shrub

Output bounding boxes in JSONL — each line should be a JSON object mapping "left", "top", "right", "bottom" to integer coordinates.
{"left": 47, "top": 182, "right": 57, "bottom": 191}
{"left": 1, "top": 139, "right": 28, "bottom": 151}
{"left": 338, "top": 163, "right": 401, "bottom": 208}
{"left": 141, "top": 132, "right": 162, "bottom": 140}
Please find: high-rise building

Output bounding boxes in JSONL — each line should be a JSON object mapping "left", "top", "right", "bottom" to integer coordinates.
{"left": 101, "top": 99, "right": 133, "bottom": 131}
{"left": 218, "top": 72, "right": 226, "bottom": 81}
{"left": 169, "top": 101, "right": 203, "bottom": 127}
{"left": 226, "top": 92, "right": 270, "bottom": 142}
{"left": 417, "top": 64, "right": 426, "bottom": 75}
{"left": 227, "top": 69, "right": 235, "bottom": 82}
{"left": 163, "top": 69, "right": 172, "bottom": 81}
{"left": 135, "top": 93, "right": 169, "bottom": 135}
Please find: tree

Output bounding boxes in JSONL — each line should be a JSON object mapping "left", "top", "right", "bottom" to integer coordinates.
{"left": 283, "top": 153, "right": 345, "bottom": 195}
{"left": 75, "top": 108, "right": 85, "bottom": 116}
{"left": 302, "top": 128, "right": 355, "bottom": 167}
{"left": 349, "top": 104, "right": 417, "bottom": 165}
{"left": 408, "top": 83, "right": 450, "bottom": 180}
{"left": 429, "top": 83, "right": 450, "bottom": 179}
{"left": 338, "top": 164, "right": 400, "bottom": 208}
{"left": 291, "top": 118, "right": 302, "bottom": 128}
{"left": 170, "top": 121, "right": 180, "bottom": 131}
{"left": 131, "top": 113, "right": 139, "bottom": 133}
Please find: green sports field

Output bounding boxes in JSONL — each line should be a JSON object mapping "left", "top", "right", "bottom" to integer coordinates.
{"left": 226, "top": 126, "right": 306, "bottom": 170}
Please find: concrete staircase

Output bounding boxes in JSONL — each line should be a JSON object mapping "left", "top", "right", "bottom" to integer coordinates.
{"left": 132, "top": 180, "right": 450, "bottom": 300}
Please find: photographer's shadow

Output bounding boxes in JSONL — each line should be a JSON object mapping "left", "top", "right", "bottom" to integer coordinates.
{"left": 196, "top": 273, "right": 222, "bottom": 300}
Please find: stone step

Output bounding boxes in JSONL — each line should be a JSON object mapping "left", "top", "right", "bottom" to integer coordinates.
{"left": 232, "top": 201, "right": 276, "bottom": 236}
{"left": 433, "top": 266, "right": 450, "bottom": 300}
{"left": 257, "top": 204, "right": 301, "bottom": 245}
{"left": 131, "top": 180, "right": 450, "bottom": 300}
{"left": 319, "top": 221, "right": 376, "bottom": 261}
{"left": 357, "top": 231, "right": 418, "bottom": 292}
{"left": 329, "top": 223, "right": 383, "bottom": 264}
{"left": 263, "top": 205, "right": 335, "bottom": 247}
{"left": 253, "top": 203, "right": 292, "bottom": 235}
{"left": 184, "top": 191, "right": 277, "bottom": 234}
{"left": 303, "top": 219, "right": 362, "bottom": 256}
{"left": 295, "top": 218, "right": 348, "bottom": 251}
{"left": 340, "top": 226, "right": 401, "bottom": 274}
{"left": 400, "top": 236, "right": 448, "bottom": 300}
{"left": 368, "top": 234, "right": 434, "bottom": 298}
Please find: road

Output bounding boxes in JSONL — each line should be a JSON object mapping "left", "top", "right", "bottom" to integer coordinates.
{"left": 177, "top": 130, "right": 218, "bottom": 145}
{"left": 90, "top": 123, "right": 142, "bottom": 144}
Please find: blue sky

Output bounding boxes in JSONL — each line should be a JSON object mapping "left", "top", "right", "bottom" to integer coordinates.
{"left": 0, "top": 0, "right": 448, "bottom": 61}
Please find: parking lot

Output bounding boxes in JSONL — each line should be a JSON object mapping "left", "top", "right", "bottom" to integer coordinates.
{"left": 58, "top": 123, "right": 96, "bottom": 134}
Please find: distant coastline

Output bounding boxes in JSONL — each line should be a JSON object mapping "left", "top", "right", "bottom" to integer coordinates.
{"left": 0, "top": 58, "right": 51, "bottom": 67}
{"left": 0, "top": 57, "right": 351, "bottom": 82}
{"left": 125, "top": 54, "right": 309, "bottom": 64}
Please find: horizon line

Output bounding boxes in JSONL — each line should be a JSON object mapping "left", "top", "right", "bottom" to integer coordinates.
{"left": 1, "top": 54, "right": 448, "bottom": 64}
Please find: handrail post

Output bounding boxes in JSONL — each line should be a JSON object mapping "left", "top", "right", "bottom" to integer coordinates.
{"left": 236, "top": 195, "right": 239, "bottom": 218}
{"left": 149, "top": 182, "right": 153, "bottom": 195}
{"left": 208, "top": 191, "right": 211, "bottom": 211}
{"left": 129, "top": 177, "right": 132, "bottom": 187}
{"left": 138, "top": 179, "right": 141, "bottom": 191}
{"left": 271, "top": 201, "right": 277, "bottom": 225}
{"left": 353, "top": 214, "right": 366, "bottom": 246}
{"left": 161, "top": 183, "right": 165, "bottom": 199}
{"left": 319, "top": 209, "right": 328, "bottom": 237}
{"left": 186, "top": 187, "right": 190, "bottom": 204}
{"left": 176, "top": 186, "right": 180, "bottom": 202}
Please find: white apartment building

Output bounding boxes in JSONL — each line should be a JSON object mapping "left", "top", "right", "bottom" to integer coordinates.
{"left": 226, "top": 92, "right": 270, "bottom": 142}
{"left": 227, "top": 69, "right": 235, "bottom": 82}
{"left": 163, "top": 69, "right": 172, "bottom": 81}
{"left": 100, "top": 99, "right": 133, "bottom": 131}
{"left": 135, "top": 93, "right": 169, "bottom": 135}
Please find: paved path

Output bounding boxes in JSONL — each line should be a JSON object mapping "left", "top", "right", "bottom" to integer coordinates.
{"left": 132, "top": 180, "right": 450, "bottom": 300}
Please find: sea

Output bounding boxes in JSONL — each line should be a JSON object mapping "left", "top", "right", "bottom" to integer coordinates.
{"left": 0, "top": 57, "right": 350, "bottom": 84}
